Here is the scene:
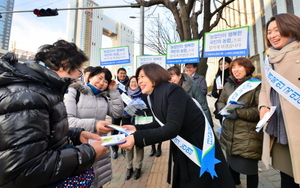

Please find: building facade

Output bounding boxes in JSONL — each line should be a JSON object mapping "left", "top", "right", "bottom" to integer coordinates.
{"left": 0, "top": 0, "right": 14, "bottom": 56}
{"left": 66, "top": 0, "right": 135, "bottom": 75}
{"left": 206, "top": 0, "right": 299, "bottom": 86}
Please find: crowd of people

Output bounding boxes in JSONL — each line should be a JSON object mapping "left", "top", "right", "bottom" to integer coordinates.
{"left": 0, "top": 12, "right": 299, "bottom": 188}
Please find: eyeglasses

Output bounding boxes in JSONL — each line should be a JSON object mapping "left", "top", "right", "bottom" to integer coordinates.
{"left": 77, "top": 68, "right": 83, "bottom": 78}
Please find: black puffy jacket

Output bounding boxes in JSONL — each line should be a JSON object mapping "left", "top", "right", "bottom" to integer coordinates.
{"left": 0, "top": 59, "right": 96, "bottom": 188}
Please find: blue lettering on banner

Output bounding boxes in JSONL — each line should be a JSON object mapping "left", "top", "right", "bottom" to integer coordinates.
{"left": 206, "top": 130, "right": 213, "bottom": 145}
{"left": 204, "top": 49, "right": 248, "bottom": 57}
{"left": 290, "top": 92, "right": 300, "bottom": 101}
{"left": 180, "top": 144, "right": 193, "bottom": 155}
{"left": 265, "top": 66, "right": 300, "bottom": 106}
{"left": 276, "top": 81, "right": 285, "bottom": 89}
{"left": 172, "top": 137, "right": 180, "bottom": 145}
{"left": 283, "top": 87, "right": 294, "bottom": 94}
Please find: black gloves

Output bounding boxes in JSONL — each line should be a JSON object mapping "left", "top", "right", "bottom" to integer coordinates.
{"left": 1, "top": 52, "right": 18, "bottom": 64}
{"left": 226, "top": 109, "right": 239, "bottom": 120}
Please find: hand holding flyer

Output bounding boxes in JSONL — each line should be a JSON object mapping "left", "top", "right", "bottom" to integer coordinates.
{"left": 89, "top": 134, "right": 126, "bottom": 146}
{"left": 219, "top": 101, "right": 245, "bottom": 116}
{"left": 256, "top": 106, "right": 276, "bottom": 132}
{"left": 104, "top": 124, "right": 135, "bottom": 136}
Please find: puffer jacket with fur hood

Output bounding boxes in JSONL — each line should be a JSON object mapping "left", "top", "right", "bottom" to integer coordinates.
{"left": 64, "top": 82, "right": 124, "bottom": 187}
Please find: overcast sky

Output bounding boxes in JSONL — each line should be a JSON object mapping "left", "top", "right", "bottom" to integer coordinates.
{"left": 10, "top": 0, "right": 155, "bottom": 53}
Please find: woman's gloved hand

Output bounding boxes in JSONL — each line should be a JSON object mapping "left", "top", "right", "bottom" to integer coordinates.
{"left": 226, "top": 109, "right": 239, "bottom": 120}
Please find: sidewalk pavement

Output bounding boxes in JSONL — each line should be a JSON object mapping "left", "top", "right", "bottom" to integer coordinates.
{"left": 103, "top": 96, "right": 281, "bottom": 188}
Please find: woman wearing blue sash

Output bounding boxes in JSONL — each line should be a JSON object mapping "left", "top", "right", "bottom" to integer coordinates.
{"left": 119, "top": 63, "right": 235, "bottom": 188}
{"left": 259, "top": 13, "right": 300, "bottom": 187}
{"left": 217, "top": 57, "right": 262, "bottom": 188}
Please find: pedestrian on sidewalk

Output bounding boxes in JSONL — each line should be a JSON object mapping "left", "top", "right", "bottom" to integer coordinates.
{"left": 0, "top": 41, "right": 107, "bottom": 188}
{"left": 64, "top": 66, "right": 124, "bottom": 188}
{"left": 217, "top": 57, "right": 263, "bottom": 188}
{"left": 123, "top": 76, "right": 152, "bottom": 180}
{"left": 119, "top": 63, "right": 235, "bottom": 188}
{"left": 111, "top": 68, "right": 129, "bottom": 159}
{"left": 211, "top": 57, "right": 232, "bottom": 126}
{"left": 167, "top": 66, "right": 213, "bottom": 127}
{"left": 184, "top": 63, "right": 207, "bottom": 95}
{"left": 259, "top": 13, "right": 300, "bottom": 188}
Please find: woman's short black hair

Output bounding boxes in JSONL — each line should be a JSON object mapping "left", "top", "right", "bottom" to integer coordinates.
{"left": 34, "top": 40, "right": 88, "bottom": 74}
{"left": 135, "top": 63, "right": 170, "bottom": 87}
{"left": 88, "top": 66, "right": 112, "bottom": 90}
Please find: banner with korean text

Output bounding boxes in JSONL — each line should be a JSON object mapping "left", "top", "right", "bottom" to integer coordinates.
{"left": 203, "top": 26, "right": 249, "bottom": 57}
{"left": 166, "top": 40, "right": 200, "bottom": 64}
{"left": 100, "top": 46, "right": 130, "bottom": 66}
{"left": 136, "top": 55, "right": 166, "bottom": 69}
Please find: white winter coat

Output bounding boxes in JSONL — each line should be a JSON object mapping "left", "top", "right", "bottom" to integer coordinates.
{"left": 64, "top": 82, "right": 124, "bottom": 187}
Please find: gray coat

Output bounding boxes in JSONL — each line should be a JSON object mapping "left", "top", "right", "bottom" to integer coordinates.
{"left": 192, "top": 72, "right": 207, "bottom": 95}
{"left": 181, "top": 73, "right": 213, "bottom": 127}
{"left": 64, "top": 82, "right": 124, "bottom": 187}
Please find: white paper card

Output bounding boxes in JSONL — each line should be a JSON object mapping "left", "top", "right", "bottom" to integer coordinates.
{"left": 256, "top": 106, "right": 276, "bottom": 132}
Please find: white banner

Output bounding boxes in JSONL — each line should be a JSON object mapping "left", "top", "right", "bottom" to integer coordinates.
{"left": 204, "top": 26, "right": 249, "bottom": 57}
{"left": 136, "top": 55, "right": 166, "bottom": 68}
{"left": 166, "top": 40, "right": 200, "bottom": 64}
{"left": 100, "top": 46, "right": 130, "bottom": 65}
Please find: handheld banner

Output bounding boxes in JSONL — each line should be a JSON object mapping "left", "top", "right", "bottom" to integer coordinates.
{"left": 136, "top": 55, "right": 166, "bottom": 68}
{"left": 204, "top": 26, "right": 249, "bottom": 57}
{"left": 166, "top": 40, "right": 200, "bottom": 64}
{"left": 100, "top": 46, "right": 130, "bottom": 66}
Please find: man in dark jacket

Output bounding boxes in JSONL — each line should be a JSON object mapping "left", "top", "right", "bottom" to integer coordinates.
{"left": 111, "top": 67, "right": 129, "bottom": 159}
{"left": 0, "top": 41, "right": 108, "bottom": 188}
{"left": 185, "top": 63, "right": 207, "bottom": 96}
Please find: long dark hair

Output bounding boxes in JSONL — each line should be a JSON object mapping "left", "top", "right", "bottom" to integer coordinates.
{"left": 215, "top": 57, "right": 232, "bottom": 77}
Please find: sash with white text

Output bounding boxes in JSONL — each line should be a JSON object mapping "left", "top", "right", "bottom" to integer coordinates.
{"left": 227, "top": 78, "right": 261, "bottom": 104}
{"left": 147, "top": 96, "right": 220, "bottom": 178}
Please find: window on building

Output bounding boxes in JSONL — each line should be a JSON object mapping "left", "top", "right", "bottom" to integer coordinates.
{"left": 243, "top": 0, "right": 248, "bottom": 25}
{"left": 250, "top": 0, "right": 258, "bottom": 55}
{"left": 286, "top": 0, "right": 294, "bottom": 14}
{"left": 271, "top": 0, "right": 277, "bottom": 16}
{"left": 260, "top": 0, "right": 266, "bottom": 52}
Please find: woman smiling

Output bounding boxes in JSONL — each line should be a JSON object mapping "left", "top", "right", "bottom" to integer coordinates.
{"left": 119, "top": 63, "right": 235, "bottom": 188}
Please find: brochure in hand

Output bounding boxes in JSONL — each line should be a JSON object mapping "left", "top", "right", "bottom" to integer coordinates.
{"left": 219, "top": 101, "right": 245, "bottom": 116}
{"left": 104, "top": 124, "right": 135, "bottom": 136}
{"left": 256, "top": 106, "right": 276, "bottom": 132}
{"left": 89, "top": 134, "right": 126, "bottom": 146}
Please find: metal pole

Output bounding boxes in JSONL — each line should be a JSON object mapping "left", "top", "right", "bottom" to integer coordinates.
{"left": 140, "top": 6, "right": 144, "bottom": 56}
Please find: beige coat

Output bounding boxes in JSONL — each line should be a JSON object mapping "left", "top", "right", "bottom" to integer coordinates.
{"left": 259, "top": 41, "right": 300, "bottom": 183}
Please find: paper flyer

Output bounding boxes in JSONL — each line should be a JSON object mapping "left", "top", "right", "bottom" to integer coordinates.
{"left": 256, "top": 106, "right": 276, "bottom": 132}
{"left": 89, "top": 134, "right": 126, "bottom": 146}
{"left": 219, "top": 101, "right": 245, "bottom": 116}
{"left": 104, "top": 124, "right": 135, "bottom": 136}
{"left": 123, "top": 97, "right": 148, "bottom": 116}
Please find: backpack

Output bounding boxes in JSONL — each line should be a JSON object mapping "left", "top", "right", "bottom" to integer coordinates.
{"left": 75, "top": 90, "right": 80, "bottom": 104}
